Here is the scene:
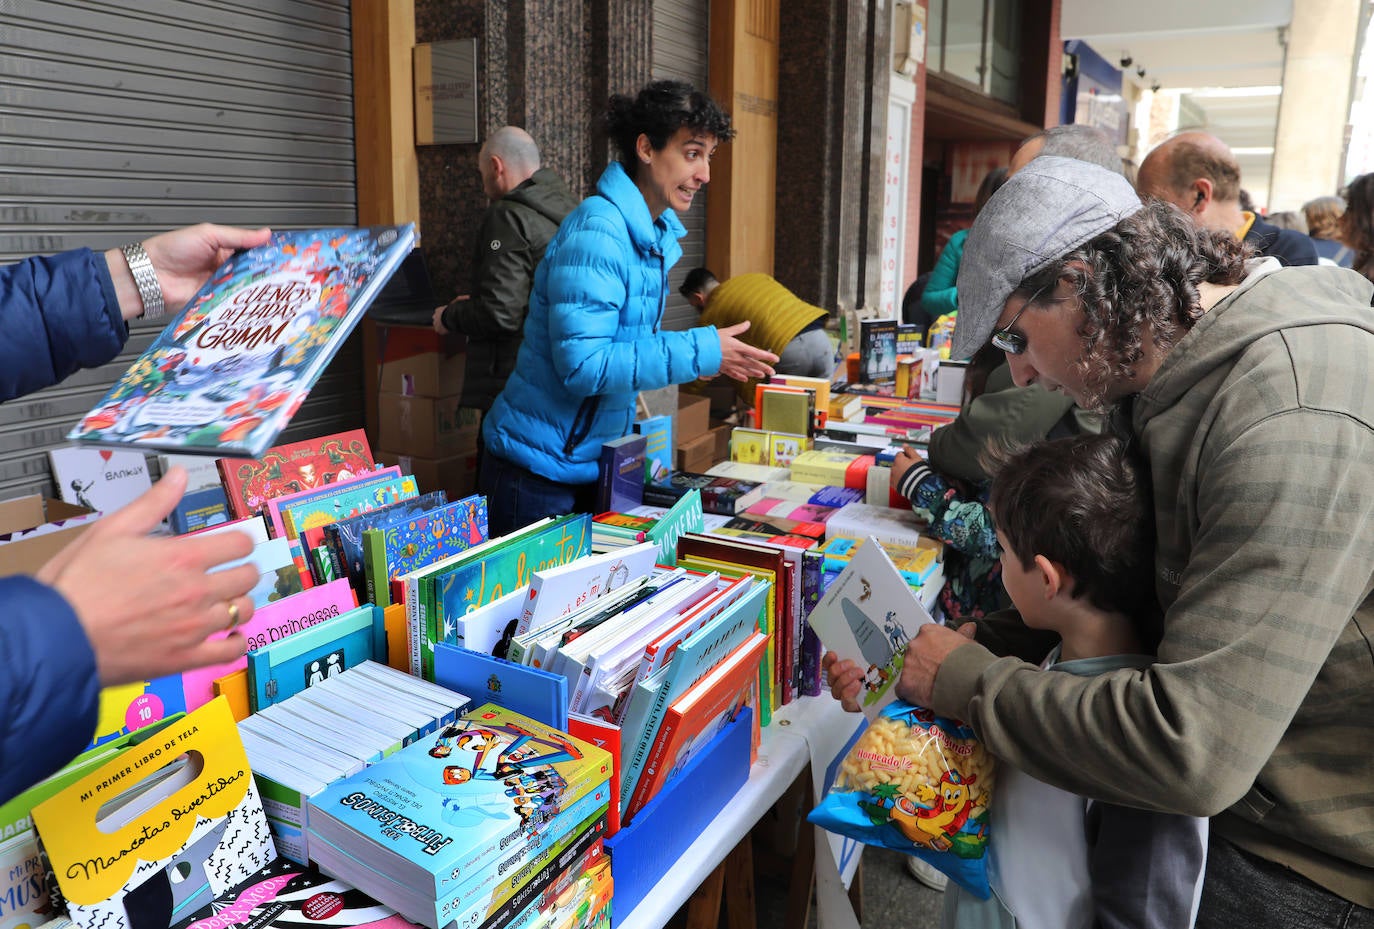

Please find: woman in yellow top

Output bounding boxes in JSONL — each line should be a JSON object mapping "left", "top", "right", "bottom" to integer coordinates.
{"left": 681, "top": 268, "right": 831, "bottom": 401}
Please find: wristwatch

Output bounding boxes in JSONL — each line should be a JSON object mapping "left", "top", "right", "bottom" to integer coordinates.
{"left": 120, "top": 241, "right": 165, "bottom": 319}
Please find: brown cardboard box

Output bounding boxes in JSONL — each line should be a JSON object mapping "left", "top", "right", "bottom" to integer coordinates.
{"left": 708, "top": 422, "right": 733, "bottom": 463}
{"left": 675, "top": 431, "right": 717, "bottom": 474}
{"left": 388, "top": 450, "right": 480, "bottom": 501}
{"left": 676, "top": 392, "right": 711, "bottom": 442}
{"left": 379, "top": 349, "right": 466, "bottom": 398}
{"left": 377, "top": 392, "right": 481, "bottom": 459}
{"left": 0, "top": 495, "right": 97, "bottom": 577}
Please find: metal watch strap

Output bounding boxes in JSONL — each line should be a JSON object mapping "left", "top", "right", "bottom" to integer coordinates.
{"left": 120, "top": 241, "right": 165, "bottom": 319}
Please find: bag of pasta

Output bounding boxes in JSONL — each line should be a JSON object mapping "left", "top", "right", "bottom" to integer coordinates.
{"left": 808, "top": 700, "right": 995, "bottom": 898}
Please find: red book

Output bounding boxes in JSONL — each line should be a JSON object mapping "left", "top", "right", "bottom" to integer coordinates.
{"left": 216, "top": 428, "right": 376, "bottom": 520}
{"left": 568, "top": 713, "right": 623, "bottom": 836}
{"left": 625, "top": 631, "right": 769, "bottom": 819}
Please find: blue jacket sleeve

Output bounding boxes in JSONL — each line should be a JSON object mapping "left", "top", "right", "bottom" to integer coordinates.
{"left": 0, "top": 248, "right": 127, "bottom": 402}
{"left": 0, "top": 577, "right": 100, "bottom": 806}
{"left": 919, "top": 230, "right": 965, "bottom": 319}
{"left": 543, "top": 217, "right": 722, "bottom": 396}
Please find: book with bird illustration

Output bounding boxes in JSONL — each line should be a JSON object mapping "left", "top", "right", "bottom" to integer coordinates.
{"left": 69, "top": 226, "right": 416, "bottom": 457}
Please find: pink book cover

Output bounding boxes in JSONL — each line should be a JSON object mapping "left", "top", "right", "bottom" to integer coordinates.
{"left": 181, "top": 577, "right": 358, "bottom": 710}
{"left": 262, "top": 465, "right": 402, "bottom": 539}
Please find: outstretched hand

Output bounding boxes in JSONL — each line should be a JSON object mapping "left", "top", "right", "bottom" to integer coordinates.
{"left": 36, "top": 467, "right": 260, "bottom": 687}
{"left": 715, "top": 321, "right": 778, "bottom": 382}
{"left": 108, "top": 223, "right": 273, "bottom": 321}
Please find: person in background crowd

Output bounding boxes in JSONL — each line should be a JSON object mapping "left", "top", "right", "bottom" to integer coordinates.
{"left": 1302, "top": 195, "right": 1354, "bottom": 268}
{"left": 1136, "top": 131, "right": 1319, "bottom": 266}
{"left": 1340, "top": 172, "right": 1374, "bottom": 283}
{"left": 918, "top": 167, "right": 1008, "bottom": 331}
{"left": 0, "top": 223, "right": 270, "bottom": 804}
{"left": 478, "top": 80, "right": 776, "bottom": 537}
{"left": 1264, "top": 210, "right": 1307, "bottom": 233}
{"left": 899, "top": 155, "right": 1374, "bottom": 926}
{"left": 679, "top": 267, "right": 831, "bottom": 406}
{"left": 432, "top": 127, "right": 579, "bottom": 426}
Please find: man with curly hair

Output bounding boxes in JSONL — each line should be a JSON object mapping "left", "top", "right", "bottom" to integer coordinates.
{"left": 895, "top": 156, "right": 1374, "bottom": 925}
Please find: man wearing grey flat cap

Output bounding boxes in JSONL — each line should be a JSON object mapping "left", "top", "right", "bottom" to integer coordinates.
{"left": 838, "top": 155, "right": 1374, "bottom": 922}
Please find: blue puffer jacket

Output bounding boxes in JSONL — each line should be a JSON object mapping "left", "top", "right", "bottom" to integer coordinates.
{"left": 484, "top": 161, "right": 723, "bottom": 484}
{"left": 0, "top": 247, "right": 120, "bottom": 804}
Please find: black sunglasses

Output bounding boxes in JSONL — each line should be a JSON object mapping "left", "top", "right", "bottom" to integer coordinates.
{"left": 990, "top": 286, "right": 1047, "bottom": 355}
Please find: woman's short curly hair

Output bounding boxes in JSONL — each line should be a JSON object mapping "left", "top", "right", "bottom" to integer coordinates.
{"left": 604, "top": 80, "right": 735, "bottom": 170}
{"left": 1013, "top": 199, "right": 1249, "bottom": 409}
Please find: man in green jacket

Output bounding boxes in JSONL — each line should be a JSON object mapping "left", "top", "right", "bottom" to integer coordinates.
{"left": 884, "top": 156, "right": 1374, "bottom": 922}
{"left": 433, "top": 126, "right": 579, "bottom": 415}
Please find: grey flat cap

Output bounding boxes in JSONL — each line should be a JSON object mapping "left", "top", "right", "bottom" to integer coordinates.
{"left": 951, "top": 155, "right": 1142, "bottom": 360}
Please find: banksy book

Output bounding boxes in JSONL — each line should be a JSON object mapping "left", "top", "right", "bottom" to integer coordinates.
{"left": 69, "top": 226, "right": 416, "bottom": 457}
{"left": 805, "top": 535, "right": 933, "bottom": 720}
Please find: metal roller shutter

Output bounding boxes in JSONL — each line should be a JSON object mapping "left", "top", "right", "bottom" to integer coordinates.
{"left": 0, "top": 0, "right": 357, "bottom": 499}
{"left": 652, "top": 0, "right": 710, "bottom": 334}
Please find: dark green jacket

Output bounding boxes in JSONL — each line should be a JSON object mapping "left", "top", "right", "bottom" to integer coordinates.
{"left": 442, "top": 167, "right": 578, "bottom": 411}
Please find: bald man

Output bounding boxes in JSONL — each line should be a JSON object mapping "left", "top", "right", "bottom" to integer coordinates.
{"left": 1136, "top": 131, "right": 1317, "bottom": 266}
{"left": 434, "top": 127, "right": 579, "bottom": 415}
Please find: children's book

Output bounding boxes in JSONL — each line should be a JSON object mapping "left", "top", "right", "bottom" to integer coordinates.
{"left": 169, "top": 857, "right": 418, "bottom": 929}
{"left": 69, "top": 226, "right": 417, "bottom": 457}
{"left": 169, "top": 483, "right": 231, "bottom": 534}
{"left": 363, "top": 495, "right": 489, "bottom": 608}
{"left": 595, "top": 433, "right": 647, "bottom": 513}
{"left": 514, "top": 540, "right": 661, "bottom": 638}
{"left": 806, "top": 536, "right": 934, "bottom": 719}
{"left": 323, "top": 489, "right": 448, "bottom": 598}
{"left": 264, "top": 465, "right": 408, "bottom": 541}
{"left": 566, "top": 714, "right": 622, "bottom": 837}
{"left": 433, "top": 643, "right": 569, "bottom": 731}
{"left": 247, "top": 604, "right": 387, "bottom": 711}
{"left": 218, "top": 428, "right": 377, "bottom": 520}
{"left": 645, "top": 488, "right": 704, "bottom": 566}
{"left": 632, "top": 414, "right": 673, "bottom": 485}
{"left": 453, "top": 586, "right": 530, "bottom": 657}
{"left": 304, "top": 705, "right": 612, "bottom": 915}
{"left": 182, "top": 577, "right": 359, "bottom": 712}
{"left": 626, "top": 630, "right": 768, "bottom": 818}
{"left": 158, "top": 452, "right": 225, "bottom": 491}
{"left": 87, "top": 675, "right": 191, "bottom": 749}
{"left": 47, "top": 446, "right": 152, "bottom": 514}
{"left": 31, "top": 700, "right": 275, "bottom": 929}
{"left": 215, "top": 536, "right": 304, "bottom": 608}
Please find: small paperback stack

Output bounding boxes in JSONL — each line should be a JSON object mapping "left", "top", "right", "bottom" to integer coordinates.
{"left": 305, "top": 705, "right": 613, "bottom": 929}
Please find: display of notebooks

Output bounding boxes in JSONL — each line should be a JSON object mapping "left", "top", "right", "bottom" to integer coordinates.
{"left": 47, "top": 446, "right": 152, "bottom": 514}
{"left": 168, "top": 857, "right": 418, "bottom": 929}
{"left": 595, "top": 433, "right": 647, "bottom": 513}
{"left": 218, "top": 428, "right": 378, "bottom": 520}
{"left": 69, "top": 226, "right": 417, "bottom": 456}
{"left": 31, "top": 700, "right": 275, "bottom": 929}
{"left": 806, "top": 536, "right": 934, "bottom": 719}
{"left": 247, "top": 604, "right": 388, "bottom": 711}
{"left": 433, "top": 643, "right": 569, "bottom": 731}
{"left": 858, "top": 317, "right": 898, "bottom": 384}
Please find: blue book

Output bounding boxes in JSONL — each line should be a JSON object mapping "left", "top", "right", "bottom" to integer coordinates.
{"left": 168, "top": 484, "right": 230, "bottom": 535}
{"left": 247, "top": 604, "right": 387, "bottom": 711}
{"left": 595, "top": 434, "right": 646, "bottom": 513}
{"left": 432, "top": 643, "right": 569, "bottom": 730}
{"left": 323, "top": 489, "right": 448, "bottom": 598}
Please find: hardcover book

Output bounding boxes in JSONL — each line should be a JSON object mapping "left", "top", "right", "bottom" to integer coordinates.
{"left": 433, "top": 643, "right": 569, "bottom": 731}
{"left": 363, "top": 495, "right": 489, "bottom": 607}
{"left": 320, "top": 490, "right": 448, "bottom": 598}
{"left": 806, "top": 536, "right": 934, "bottom": 719}
{"left": 218, "top": 428, "right": 377, "bottom": 521}
{"left": 642, "top": 472, "right": 764, "bottom": 517}
{"left": 158, "top": 453, "right": 225, "bottom": 491}
{"left": 756, "top": 385, "right": 816, "bottom": 437}
{"left": 595, "top": 433, "right": 647, "bottom": 513}
{"left": 168, "top": 483, "right": 231, "bottom": 535}
{"left": 69, "top": 226, "right": 416, "bottom": 457}
{"left": 632, "top": 414, "right": 674, "bottom": 485}
{"left": 264, "top": 465, "right": 409, "bottom": 541}
{"left": 48, "top": 446, "right": 152, "bottom": 515}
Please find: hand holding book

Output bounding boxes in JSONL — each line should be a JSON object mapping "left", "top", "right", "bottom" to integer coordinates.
{"left": 105, "top": 223, "right": 273, "bottom": 322}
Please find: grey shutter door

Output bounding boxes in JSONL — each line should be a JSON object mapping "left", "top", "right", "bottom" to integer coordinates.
{"left": 652, "top": 0, "right": 710, "bottom": 334}
{"left": 0, "top": 0, "right": 358, "bottom": 500}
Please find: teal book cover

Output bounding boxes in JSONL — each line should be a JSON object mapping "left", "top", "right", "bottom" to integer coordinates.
{"left": 325, "top": 490, "right": 448, "bottom": 598}
{"left": 378, "top": 495, "right": 489, "bottom": 583}
{"left": 247, "top": 604, "right": 387, "bottom": 710}
{"left": 69, "top": 226, "right": 416, "bottom": 457}
{"left": 424, "top": 515, "right": 591, "bottom": 679}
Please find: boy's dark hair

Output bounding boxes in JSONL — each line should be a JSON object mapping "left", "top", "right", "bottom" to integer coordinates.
{"left": 679, "top": 266, "right": 719, "bottom": 299}
{"left": 605, "top": 80, "right": 735, "bottom": 170}
{"left": 987, "top": 434, "right": 1159, "bottom": 648}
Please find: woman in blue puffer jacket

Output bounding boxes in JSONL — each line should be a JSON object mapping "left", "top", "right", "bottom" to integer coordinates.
{"left": 480, "top": 80, "right": 778, "bottom": 535}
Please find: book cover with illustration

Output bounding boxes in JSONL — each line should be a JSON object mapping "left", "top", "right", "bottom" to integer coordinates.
{"left": 69, "top": 226, "right": 416, "bottom": 457}
{"left": 806, "top": 536, "right": 933, "bottom": 719}
{"left": 48, "top": 446, "right": 152, "bottom": 515}
{"left": 364, "top": 495, "right": 489, "bottom": 607}
{"left": 31, "top": 700, "right": 275, "bottom": 929}
{"left": 323, "top": 490, "right": 448, "bottom": 599}
{"left": 169, "top": 484, "right": 231, "bottom": 535}
{"left": 218, "top": 428, "right": 378, "bottom": 521}
{"left": 515, "top": 540, "right": 661, "bottom": 638}
{"left": 305, "top": 705, "right": 611, "bottom": 902}
{"left": 248, "top": 604, "right": 387, "bottom": 711}
{"left": 595, "top": 434, "right": 646, "bottom": 514}
{"left": 858, "top": 317, "right": 898, "bottom": 384}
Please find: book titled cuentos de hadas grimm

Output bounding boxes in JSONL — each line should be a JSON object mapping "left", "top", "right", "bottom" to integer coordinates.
{"left": 69, "top": 225, "right": 417, "bottom": 457}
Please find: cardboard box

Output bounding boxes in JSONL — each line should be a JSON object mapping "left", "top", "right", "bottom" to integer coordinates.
{"left": 379, "top": 349, "right": 466, "bottom": 398}
{"left": 676, "top": 392, "right": 711, "bottom": 442}
{"left": 377, "top": 392, "right": 481, "bottom": 459}
{"left": 0, "top": 495, "right": 97, "bottom": 577}
{"left": 386, "top": 450, "right": 480, "bottom": 502}
{"left": 675, "top": 431, "right": 716, "bottom": 474}
{"left": 708, "top": 422, "right": 732, "bottom": 463}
